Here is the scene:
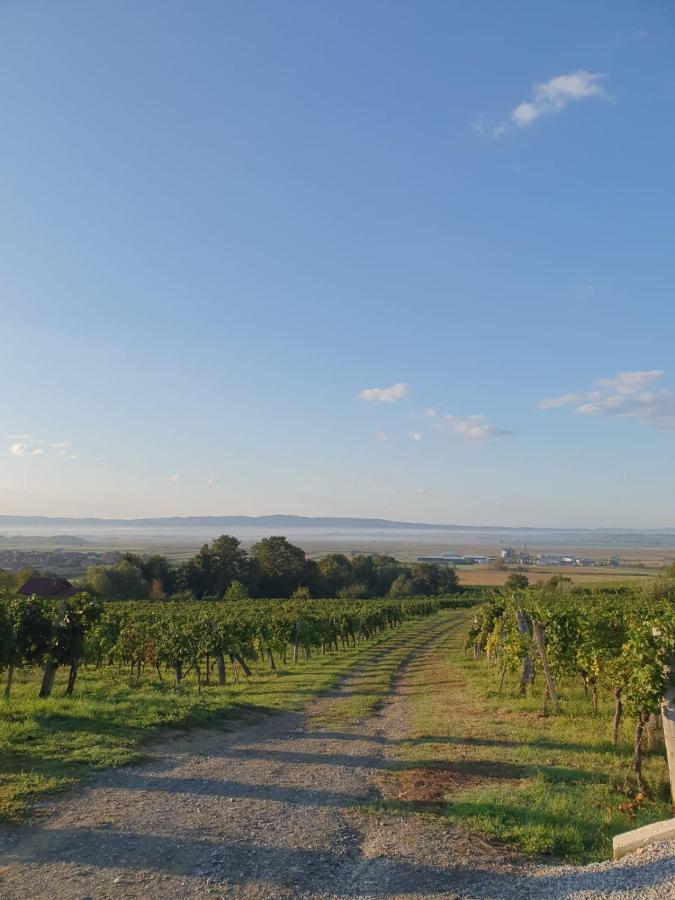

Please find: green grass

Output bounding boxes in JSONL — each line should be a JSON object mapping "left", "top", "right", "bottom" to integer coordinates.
{"left": 0, "top": 615, "right": 439, "bottom": 823}
{"left": 383, "top": 615, "right": 673, "bottom": 862}
{"left": 311, "top": 609, "right": 467, "bottom": 728}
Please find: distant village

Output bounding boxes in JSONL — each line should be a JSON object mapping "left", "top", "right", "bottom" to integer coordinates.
{"left": 418, "top": 545, "right": 621, "bottom": 568}
{"left": 0, "top": 548, "right": 121, "bottom": 575}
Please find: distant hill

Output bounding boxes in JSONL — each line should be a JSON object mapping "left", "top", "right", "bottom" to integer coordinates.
{"left": 0, "top": 514, "right": 674, "bottom": 534}
{"left": 0, "top": 514, "right": 466, "bottom": 530}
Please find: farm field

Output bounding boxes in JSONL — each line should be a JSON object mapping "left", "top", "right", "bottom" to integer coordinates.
{"left": 454, "top": 567, "right": 657, "bottom": 587}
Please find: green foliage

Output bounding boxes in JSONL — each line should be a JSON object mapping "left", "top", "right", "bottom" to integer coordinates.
{"left": 223, "top": 580, "right": 249, "bottom": 602}
{"left": 467, "top": 581, "right": 675, "bottom": 791}
{"left": 250, "top": 536, "right": 312, "bottom": 598}
{"left": 0, "top": 592, "right": 476, "bottom": 703}
{"left": 504, "top": 573, "right": 529, "bottom": 590}
{"left": 82, "top": 560, "right": 149, "bottom": 600}
{"left": 388, "top": 574, "right": 415, "bottom": 598}
{"left": 5, "top": 535, "right": 465, "bottom": 605}
{"left": 178, "top": 535, "right": 248, "bottom": 599}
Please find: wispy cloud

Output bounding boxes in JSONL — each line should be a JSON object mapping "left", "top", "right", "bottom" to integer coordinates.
{"left": 375, "top": 430, "right": 389, "bottom": 441}
{"left": 478, "top": 70, "right": 609, "bottom": 138}
{"left": 540, "top": 370, "right": 675, "bottom": 430}
{"left": 9, "top": 442, "right": 45, "bottom": 456}
{"left": 445, "top": 414, "right": 512, "bottom": 441}
{"left": 359, "top": 382, "right": 409, "bottom": 403}
{"left": 512, "top": 70, "right": 608, "bottom": 128}
{"left": 169, "top": 473, "right": 180, "bottom": 483}
{"left": 423, "top": 408, "right": 437, "bottom": 418}
{"left": 207, "top": 477, "right": 219, "bottom": 486}
{"left": 408, "top": 432, "right": 422, "bottom": 441}
{"left": 6, "top": 436, "right": 80, "bottom": 458}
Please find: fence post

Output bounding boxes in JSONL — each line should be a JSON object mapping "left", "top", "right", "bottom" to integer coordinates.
{"left": 532, "top": 620, "right": 560, "bottom": 713}
{"left": 662, "top": 658, "right": 675, "bottom": 806}
{"left": 515, "top": 609, "right": 534, "bottom": 696}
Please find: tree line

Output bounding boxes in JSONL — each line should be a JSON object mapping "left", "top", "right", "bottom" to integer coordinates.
{"left": 79, "top": 535, "right": 460, "bottom": 601}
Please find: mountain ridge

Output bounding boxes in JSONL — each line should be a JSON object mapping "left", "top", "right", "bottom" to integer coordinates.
{"left": 1, "top": 514, "right": 674, "bottom": 534}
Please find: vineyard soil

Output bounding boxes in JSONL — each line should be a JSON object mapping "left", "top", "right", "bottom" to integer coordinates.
{"left": 0, "top": 610, "right": 673, "bottom": 898}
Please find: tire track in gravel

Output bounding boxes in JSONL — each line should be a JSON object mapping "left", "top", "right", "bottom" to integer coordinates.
{"left": 0, "top": 610, "right": 672, "bottom": 899}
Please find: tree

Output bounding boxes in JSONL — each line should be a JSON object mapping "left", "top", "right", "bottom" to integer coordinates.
{"left": 437, "top": 565, "right": 460, "bottom": 594}
{"left": 317, "top": 554, "right": 353, "bottom": 595}
{"left": 141, "top": 555, "right": 177, "bottom": 596}
{"left": 0, "top": 570, "right": 21, "bottom": 594}
{"left": 82, "top": 560, "right": 149, "bottom": 599}
{"left": 410, "top": 563, "right": 441, "bottom": 596}
{"left": 250, "top": 536, "right": 307, "bottom": 598}
{"left": 350, "top": 555, "right": 376, "bottom": 594}
{"left": 504, "top": 573, "right": 530, "bottom": 591}
{"left": 178, "top": 535, "right": 248, "bottom": 598}
{"left": 388, "top": 574, "right": 415, "bottom": 598}
{"left": 224, "top": 580, "right": 249, "bottom": 602}
{"left": 371, "top": 555, "right": 403, "bottom": 596}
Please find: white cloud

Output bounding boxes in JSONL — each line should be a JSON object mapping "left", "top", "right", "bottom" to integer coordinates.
{"left": 423, "top": 408, "right": 437, "bottom": 418}
{"left": 169, "top": 474, "right": 180, "bottom": 483}
{"left": 359, "top": 382, "right": 409, "bottom": 403}
{"left": 207, "top": 478, "right": 219, "bottom": 486}
{"left": 539, "top": 392, "right": 583, "bottom": 411}
{"left": 9, "top": 442, "right": 29, "bottom": 456}
{"left": 408, "top": 432, "right": 422, "bottom": 441}
{"left": 540, "top": 370, "right": 675, "bottom": 430}
{"left": 511, "top": 70, "right": 608, "bottom": 128}
{"left": 445, "top": 414, "right": 512, "bottom": 440}
{"left": 7, "top": 435, "right": 82, "bottom": 459}
{"left": 375, "top": 430, "right": 389, "bottom": 441}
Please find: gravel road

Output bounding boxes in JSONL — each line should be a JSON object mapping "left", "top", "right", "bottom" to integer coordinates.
{"left": 0, "top": 614, "right": 672, "bottom": 899}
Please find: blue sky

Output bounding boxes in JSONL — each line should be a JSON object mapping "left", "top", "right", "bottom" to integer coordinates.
{"left": 2, "top": 1, "right": 675, "bottom": 526}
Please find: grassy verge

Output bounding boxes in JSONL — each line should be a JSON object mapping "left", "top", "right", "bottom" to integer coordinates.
{"left": 0, "top": 613, "right": 441, "bottom": 823}
{"left": 311, "top": 610, "right": 464, "bottom": 728}
{"left": 384, "top": 613, "right": 672, "bottom": 862}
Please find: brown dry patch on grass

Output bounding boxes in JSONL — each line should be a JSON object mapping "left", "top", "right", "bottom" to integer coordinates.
{"left": 379, "top": 764, "right": 527, "bottom": 808}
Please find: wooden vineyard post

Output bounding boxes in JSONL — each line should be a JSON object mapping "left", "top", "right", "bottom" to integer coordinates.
{"left": 662, "top": 657, "right": 675, "bottom": 806}
{"left": 532, "top": 620, "right": 560, "bottom": 713}
{"left": 516, "top": 609, "right": 534, "bottom": 696}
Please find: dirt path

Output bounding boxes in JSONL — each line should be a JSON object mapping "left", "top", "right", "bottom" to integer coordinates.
{"left": 0, "top": 612, "right": 672, "bottom": 899}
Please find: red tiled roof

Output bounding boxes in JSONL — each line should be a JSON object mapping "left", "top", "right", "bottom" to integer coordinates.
{"left": 17, "top": 576, "right": 77, "bottom": 598}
